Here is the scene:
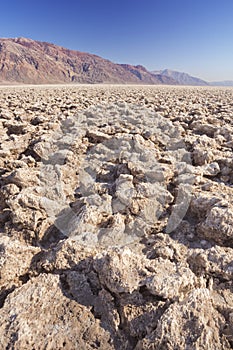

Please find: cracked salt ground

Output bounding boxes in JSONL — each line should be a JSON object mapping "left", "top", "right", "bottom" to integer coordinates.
{"left": 39, "top": 102, "right": 195, "bottom": 247}
{"left": 1, "top": 85, "right": 233, "bottom": 349}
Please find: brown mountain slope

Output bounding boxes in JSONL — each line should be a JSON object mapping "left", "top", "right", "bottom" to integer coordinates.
{"left": 0, "top": 37, "right": 176, "bottom": 84}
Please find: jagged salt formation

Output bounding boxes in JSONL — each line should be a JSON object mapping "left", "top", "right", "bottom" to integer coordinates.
{"left": 39, "top": 102, "right": 195, "bottom": 247}
{"left": 0, "top": 85, "right": 233, "bottom": 349}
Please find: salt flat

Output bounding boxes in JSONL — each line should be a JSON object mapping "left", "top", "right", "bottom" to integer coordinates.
{"left": 0, "top": 85, "right": 233, "bottom": 349}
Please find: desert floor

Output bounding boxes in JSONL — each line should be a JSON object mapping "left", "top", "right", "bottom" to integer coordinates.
{"left": 0, "top": 84, "right": 233, "bottom": 349}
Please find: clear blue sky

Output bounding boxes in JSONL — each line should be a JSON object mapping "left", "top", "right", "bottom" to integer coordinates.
{"left": 1, "top": 0, "right": 233, "bottom": 81}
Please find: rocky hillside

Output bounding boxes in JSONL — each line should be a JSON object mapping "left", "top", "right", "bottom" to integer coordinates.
{"left": 1, "top": 85, "right": 233, "bottom": 349}
{"left": 0, "top": 37, "right": 176, "bottom": 85}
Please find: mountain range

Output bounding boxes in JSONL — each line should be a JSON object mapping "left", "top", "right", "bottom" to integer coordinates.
{"left": 210, "top": 80, "right": 233, "bottom": 86}
{"left": 0, "top": 37, "right": 176, "bottom": 85}
{"left": 151, "top": 69, "right": 208, "bottom": 86}
{"left": 0, "top": 37, "right": 231, "bottom": 86}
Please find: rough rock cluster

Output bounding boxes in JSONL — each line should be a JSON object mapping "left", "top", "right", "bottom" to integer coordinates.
{"left": 0, "top": 84, "right": 233, "bottom": 349}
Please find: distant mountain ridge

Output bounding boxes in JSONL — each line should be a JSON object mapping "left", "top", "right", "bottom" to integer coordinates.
{"left": 151, "top": 69, "right": 208, "bottom": 86}
{"left": 0, "top": 37, "right": 176, "bottom": 85}
{"left": 121, "top": 64, "right": 178, "bottom": 85}
{"left": 0, "top": 38, "right": 228, "bottom": 85}
{"left": 210, "top": 80, "right": 233, "bottom": 86}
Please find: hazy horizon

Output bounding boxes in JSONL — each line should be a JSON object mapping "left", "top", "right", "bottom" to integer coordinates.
{"left": 1, "top": 0, "right": 233, "bottom": 82}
